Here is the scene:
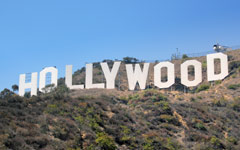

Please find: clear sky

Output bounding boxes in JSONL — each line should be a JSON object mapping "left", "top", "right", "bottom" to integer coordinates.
{"left": 0, "top": 0, "right": 240, "bottom": 91}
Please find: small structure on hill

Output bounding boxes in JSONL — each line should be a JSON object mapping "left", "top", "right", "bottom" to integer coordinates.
{"left": 213, "top": 43, "right": 232, "bottom": 52}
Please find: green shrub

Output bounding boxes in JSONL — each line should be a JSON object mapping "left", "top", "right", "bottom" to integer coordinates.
{"left": 165, "top": 138, "right": 182, "bottom": 150}
{"left": 227, "top": 136, "right": 238, "bottom": 145}
{"left": 96, "top": 132, "right": 117, "bottom": 150}
{"left": 196, "top": 84, "right": 210, "bottom": 93}
{"left": 53, "top": 126, "right": 68, "bottom": 140}
{"left": 118, "top": 96, "right": 128, "bottom": 104}
{"left": 157, "top": 94, "right": 167, "bottom": 101}
{"left": 157, "top": 101, "right": 171, "bottom": 111}
{"left": 202, "top": 61, "right": 207, "bottom": 69}
{"left": 160, "top": 115, "right": 174, "bottom": 122}
{"left": 232, "top": 74, "right": 237, "bottom": 78}
{"left": 210, "top": 136, "right": 221, "bottom": 148}
{"left": 121, "top": 125, "right": 131, "bottom": 135}
{"left": 74, "top": 116, "right": 84, "bottom": 125}
{"left": 227, "top": 84, "right": 240, "bottom": 90}
{"left": 143, "top": 139, "right": 155, "bottom": 150}
{"left": 119, "top": 126, "right": 135, "bottom": 145}
{"left": 159, "top": 115, "right": 179, "bottom": 126}
{"left": 213, "top": 98, "right": 227, "bottom": 107}
{"left": 45, "top": 104, "right": 59, "bottom": 114}
{"left": 229, "top": 61, "right": 240, "bottom": 71}
{"left": 229, "top": 97, "right": 240, "bottom": 112}
{"left": 151, "top": 94, "right": 167, "bottom": 102}
{"left": 215, "top": 80, "right": 222, "bottom": 85}
{"left": 194, "top": 123, "right": 206, "bottom": 131}
{"left": 128, "top": 93, "right": 140, "bottom": 101}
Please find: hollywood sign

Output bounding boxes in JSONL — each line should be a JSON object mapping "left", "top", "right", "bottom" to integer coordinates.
{"left": 19, "top": 53, "right": 228, "bottom": 96}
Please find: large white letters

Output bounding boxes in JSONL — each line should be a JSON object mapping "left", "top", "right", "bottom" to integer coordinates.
{"left": 207, "top": 53, "right": 228, "bottom": 81}
{"left": 181, "top": 60, "right": 202, "bottom": 87}
{"left": 65, "top": 65, "right": 84, "bottom": 89}
{"left": 154, "top": 62, "right": 175, "bottom": 88}
{"left": 39, "top": 67, "right": 58, "bottom": 92}
{"left": 19, "top": 72, "right": 38, "bottom": 96}
{"left": 126, "top": 63, "right": 150, "bottom": 90}
{"left": 85, "top": 63, "right": 105, "bottom": 89}
{"left": 18, "top": 52, "right": 231, "bottom": 97}
{"left": 101, "top": 62, "right": 121, "bottom": 89}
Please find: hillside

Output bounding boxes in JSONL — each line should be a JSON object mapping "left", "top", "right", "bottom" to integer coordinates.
{"left": 1, "top": 50, "right": 240, "bottom": 150}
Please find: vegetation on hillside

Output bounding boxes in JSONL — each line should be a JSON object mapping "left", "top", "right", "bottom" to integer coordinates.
{"left": 1, "top": 50, "right": 240, "bottom": 149}
{"left": 0, "top": 86, "right": 240, "bottom": 149}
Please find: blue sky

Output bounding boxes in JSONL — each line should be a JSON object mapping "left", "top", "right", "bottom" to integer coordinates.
{"left": 0, "top": 0, "right": 240, "bottom": 91}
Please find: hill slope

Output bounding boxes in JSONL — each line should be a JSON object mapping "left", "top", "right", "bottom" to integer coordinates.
{"left": 0, "top": 50, "right": 240, "bottom": 150}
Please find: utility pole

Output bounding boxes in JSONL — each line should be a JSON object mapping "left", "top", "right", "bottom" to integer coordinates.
{"left": 176, "top": 48, "right": 180, "bottom": 59}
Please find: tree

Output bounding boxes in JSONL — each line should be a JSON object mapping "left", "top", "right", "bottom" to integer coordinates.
{"left": 12, "top": 84, "right": 19, "bottom": 92}
{"left": 123, "top": 57, "right": 139, "bottom": 64}
{"left": 182, "top": 54, "right": 189, "bottom": 59}
{"left": 0, "top": 88, "right": 14, "bottom": 99}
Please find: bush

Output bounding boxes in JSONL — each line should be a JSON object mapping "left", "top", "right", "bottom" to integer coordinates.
{"left": 96, "top": 132, "right": 117, "bottom": 150}
{"left": 119, "top": 126, "right": 134, "bottom": 144}
{"left": 151, "top": 95, "right": 167, "bottom": 102}
{"left": 229, "top": 97, "right": 240, "bottom": 112}
{"left": 229, "top": 61, "right": 240, "bottom": 71}
{"left": 165, "top": 138, "right": 182, "bottom": 150}
{"left": 202, "top": 61, "right": 207, "bottom": 69}
{"left": 53, "top": 126, "right": 68, "bottom": 141}
{"left": 210, "top": 136, "right": 222, "bottom": 148}
{"left": 196, "top": 84, "right": 210, "bottom": 93}
{"left": 45, "top": 104, "right": 59, "bottom": 114}
{"left": 159, "top": 115, "right": 179, "bottom": 125}
{"left": 143, "top": 137, "right": 181, "bottom": 150}
{"left": 197, "top": 96, "right": 202, "bottom": 100}
{"left": 194, "top": 123, "right": 206, "bottom": 131}
{"left": 212, "top": 98, "right": 227, "bottom": 107}
{"left": 157, "top": 101, "right": 171, "bottom": 112}
{"left": 215, "top": 80, "right": 222, "bottom": 85}
{"left": 143, "top": 139, "right": 155, "bottom": 150}
{"left": 227, "top": 136, "right": 238, "bottom": 145}
{"left": 228, "top": 84, "right": 240, "bottom": 90}
{"left": 232, "top": 74, "right": 237, "bottom": 78}
{"left": 118, "top": 96, "right": 128, "bottom": 104}
{"left": 182, "top": 54, "right": 189, "bottom": 59}
{"left": 160, "top": 115, "right": 174, "bottom": 122}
